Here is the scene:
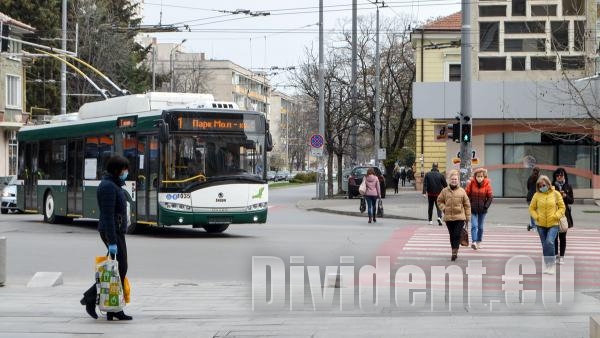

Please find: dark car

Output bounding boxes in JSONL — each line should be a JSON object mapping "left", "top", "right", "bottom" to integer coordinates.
{"left": 347, "top": 166, "right": 386, "bottom": 199}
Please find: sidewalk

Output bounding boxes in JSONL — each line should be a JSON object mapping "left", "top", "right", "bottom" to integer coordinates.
{"left": 1, "top": 185, "right": 600, "bottom": 337}
{"left": 297, "top": 184, "right": 600, "bottom": 228}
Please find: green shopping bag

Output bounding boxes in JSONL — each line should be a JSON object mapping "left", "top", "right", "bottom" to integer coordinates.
{"left": 95, "top": 256, "right": 125, "bottom": 312}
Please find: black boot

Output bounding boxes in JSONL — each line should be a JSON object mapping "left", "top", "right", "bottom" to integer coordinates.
{"left": 107, "top": 311, "right": 133, "bottom": 321}
{"left": 80, "top": 297, "right": 98, "bottom": 319}
{"left": 373, "top": 217, "right": 376, "bottom": 223}
{"left": 368, "top": 217, "right": 372, "bottom": 224}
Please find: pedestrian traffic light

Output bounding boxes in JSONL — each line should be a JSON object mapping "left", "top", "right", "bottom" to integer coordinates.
{"left": 461, "top": 123, "right": 472, "bottom": 143}
{"left": 447, "top": 123, "right": 460, "bottom": 143}
{"left": 1, "top": 25, "right": 9, "bottom": 52}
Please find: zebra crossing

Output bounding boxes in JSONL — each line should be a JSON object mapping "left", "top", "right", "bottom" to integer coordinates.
{"left": 376, "top": 225, "right": 600, "bottom": 291}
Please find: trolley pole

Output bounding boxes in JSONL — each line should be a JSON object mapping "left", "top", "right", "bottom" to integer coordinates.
{"left": 459, "top": 0, "right": 473, "bottom": 186}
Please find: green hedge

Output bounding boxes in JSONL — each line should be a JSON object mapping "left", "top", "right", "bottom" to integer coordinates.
{"left": 290, "top": 172, "right": 317, "bottom": 183}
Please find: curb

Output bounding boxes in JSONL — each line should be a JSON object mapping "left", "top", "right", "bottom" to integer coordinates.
{"left": 305, "top": 207, "right": 425, "bottom": 221}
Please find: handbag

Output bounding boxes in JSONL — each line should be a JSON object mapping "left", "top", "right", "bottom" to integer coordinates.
{"left": 359, "top": 179, "right": 367, "bottom": 195}
{"left": 460, "top": 225, "right": 469, "bottom": 247}
{"left": 95, "top": 255, "right": 125, "bottom": 312}
{"left": 359, "top": 197, "right": 366, "bottom": 213}
{"left": 377, "top": 198, "right": 384, "bottom": 218}
{"left": 553, "top": 192, "right": 569, "bottom": 233}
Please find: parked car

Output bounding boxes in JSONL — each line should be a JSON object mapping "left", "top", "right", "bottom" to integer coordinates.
{"left": 277, "top": 171, "right": 291, "bottom": 181}
{"left": 1, "top": 183, "right": 20, "bottom": 214}
{"left": 347, "top": 166, "right": 386, "bottom": 199}
{"left": 266, "top": 171, "right": 277, "bottom": 181}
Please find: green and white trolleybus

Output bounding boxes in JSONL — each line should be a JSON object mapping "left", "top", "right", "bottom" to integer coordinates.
{"left": 16, "top": 92, "right": 272, "bottom": 233}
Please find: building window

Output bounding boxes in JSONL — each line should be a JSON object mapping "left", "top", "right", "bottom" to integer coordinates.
{"left": 479, "top": 22, "right": 499, "bottom": 52}
{"left": 511, "top": 57, "right": 526, "bottom": 71}
{"left": 561, "top": 56, "right": 585, "bottom": 70}
{"left": 512, "top": 0, "right": 526, "bottom": 16}
{"left": 8, "top": 130, "right": 18, "bottom": 176}
{"left": 563, "top": 0, "right": 585, "bottom": 15}
{"left": 479, "top": 5, "right": 506, "bottom": 16}
{"left": 504, "top": 39, "right": 545, "bottom": 52}
{"left": 448, "top": 64, "right": 461, "bottom": 81}
{"left": 574, "top": 21, "right": 585, "bottom": 51}
{"left": 531, "top": 56, "right": 556, "bottom": 70}
{"left": 531, "top": 5, "right": 557, "bottom": 16}
{"left": 551, "top": 21, "right": 569, "bottom": 51}
{"left": 504, "top": 21, "right": 545, "bottom": 34}
{"left": 479, "top": 57, "right": 506, "bottom": 70}
{"left": 6, "top": 75, "right": 21, "bottom": 108}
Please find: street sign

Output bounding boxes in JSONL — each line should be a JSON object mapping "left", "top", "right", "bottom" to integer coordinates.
{"left": 309, "top": 134, "right": 324, "bottom": 148}
{"left": 377, "top": 148, "right": 386, "bottom": 160}
{"left": 310, "top": 147, "right": 323, "bottom": 157}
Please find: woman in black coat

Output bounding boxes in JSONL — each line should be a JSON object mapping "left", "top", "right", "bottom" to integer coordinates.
{"left": 552, "top": 167, "right": 574, "bottom": 265}
{"left": 81, "top": 155, "right": 132, "bottom": 321}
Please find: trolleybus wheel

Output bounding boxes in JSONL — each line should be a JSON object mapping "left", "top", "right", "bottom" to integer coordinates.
{"left": 43, "top": 192, "right": 58, "bottom": 224}
{"left": 203, "top": 224, "right": 229, "bottom": 233}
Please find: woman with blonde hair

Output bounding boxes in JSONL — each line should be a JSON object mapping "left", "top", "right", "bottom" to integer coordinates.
{"left": 529, "top": 175, "right": 565, "bottom": 275}
{"left": 437, "top": 170, "right": 471, "bottom": 261}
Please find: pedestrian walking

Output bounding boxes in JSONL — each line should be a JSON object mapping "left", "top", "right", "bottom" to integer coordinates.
{"left": 407, "top": 167, "right": 414, "bottom": 184}
{"left": 465, "top": 167, "right": 493, "bottom": 250}
{"left": 392, "top": 163, "right": 401, "bottom": 194}
{"left": 400, "top": 167, "right": 407, "bottom": 187}
{"left": 364, "top": 167, "right": 381, "bottom": 223}
{"left": 423, "top": 163, "right": 447, "bottom": 225}
{"left": 552, "top": 168, "right": 574, "bottom": 265}
{"left": 437, "top": 170, "right": 471, "bottom": 261}
{"left": 81, "top": 155, "right": 133, "bottom": 321}
{"left": 528, "top": 175, "right": 565, "bottom": 275}
{"left": 526, "top": 166, "right": 540, "bottom": 231}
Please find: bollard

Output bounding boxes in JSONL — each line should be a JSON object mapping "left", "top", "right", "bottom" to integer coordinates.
{"left": 0, "top": 237, "right": 5, "bottom": 286}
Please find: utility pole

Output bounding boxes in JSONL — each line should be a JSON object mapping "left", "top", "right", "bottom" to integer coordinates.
{"left": 350, "top": 0, "right": 358, "bottom": 166}
{"left": 459, "top": 0, "right": 473, "bottom": 186}
{"left": 317, "top": 0, "right": 325, "bottom": 199}
{"left": 60, "top": 0, "right": 67, "bottom": 114}
{"left": 373, "top": 2, "right": 382, "bottom": 166}
{"left": 152, "top": 37, "right": 157, "bottom": 91}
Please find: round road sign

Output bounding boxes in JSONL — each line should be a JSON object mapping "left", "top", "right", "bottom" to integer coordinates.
{"left": 310, "top": 134, "right": 324, "bottom": 148}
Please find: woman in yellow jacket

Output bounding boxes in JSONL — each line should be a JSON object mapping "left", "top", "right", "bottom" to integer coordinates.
{"left": 528, "top": 175, "right": 565, "bottom": 275}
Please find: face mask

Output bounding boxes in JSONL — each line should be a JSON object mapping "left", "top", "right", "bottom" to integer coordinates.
{"left": 119, "top": 171, "right": 129, "bottom": 181}
{"left": 476, "top": 177, "right": 484, "bottom": 183}
{"left": 539, "top": 185, "right": 549, "bottom": 193}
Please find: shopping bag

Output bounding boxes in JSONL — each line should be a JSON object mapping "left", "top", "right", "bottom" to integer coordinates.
{"left": 95, "top": 256, "right": 125, "bottom": 312}
{"left": 376, "top": 199, "right": 384, "bottom": 218}
{"left": 358, "top": 179, "right": 367, "bottom": 195}
{"left": 123, "top": 277, "right": 131, "bottom": 304}
{"left": 460, "top": 226, "right": 469, "bottom": 247}
{"left": 359, "top": 197, "right": 366, "bottom": 213}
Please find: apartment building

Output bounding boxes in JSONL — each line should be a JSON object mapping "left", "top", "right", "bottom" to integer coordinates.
{"left": 0, "top": 12, "right": 34, "bottom": 180}
{"left": 412, "top": 1, "right": 600, "bottom": 198}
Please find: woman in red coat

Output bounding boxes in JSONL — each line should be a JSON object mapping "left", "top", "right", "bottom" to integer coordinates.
{"left": 465, "top": 167, "right": 493, "bottom": 250}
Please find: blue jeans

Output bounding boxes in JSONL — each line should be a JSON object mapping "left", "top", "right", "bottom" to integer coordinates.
{"left": 365, "top": 196, "right": 378, "bottom": 217}
{"left": 537, "top": 226, "right": 559, "bottom": 265}
{"left": 471, "top": 213, "right": 486, "bottom": 243}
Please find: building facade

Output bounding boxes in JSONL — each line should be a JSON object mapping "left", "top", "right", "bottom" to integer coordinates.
{"left": 0, "top": 12, "right": 34, "bottom": 180}
{"left": 412, "top": 2, "right": 600, "bottom": 199}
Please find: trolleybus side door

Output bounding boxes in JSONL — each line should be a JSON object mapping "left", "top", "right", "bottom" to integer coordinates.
{"left": 67, "top": 138, "right": 84, "bottom": 216}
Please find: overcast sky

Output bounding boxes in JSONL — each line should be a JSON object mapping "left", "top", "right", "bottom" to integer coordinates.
{"left": 141, "top": 1, "right": 461, "bottom": 90}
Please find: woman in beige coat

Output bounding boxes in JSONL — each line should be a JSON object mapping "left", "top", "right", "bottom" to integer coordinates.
{"left": 437, "top": 170, "right": 471, "bottom": 261}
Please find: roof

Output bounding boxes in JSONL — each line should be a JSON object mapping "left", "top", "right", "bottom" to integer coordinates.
{"left": 0, "top": 11, "right": 35, "bottom": 32}
{"left": 419, "top": 12, "right": 461, "bottom": 31}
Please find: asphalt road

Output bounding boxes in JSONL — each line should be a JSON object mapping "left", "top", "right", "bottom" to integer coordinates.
{"left": 0, "top": 183, "right": 394, "bottom": 285}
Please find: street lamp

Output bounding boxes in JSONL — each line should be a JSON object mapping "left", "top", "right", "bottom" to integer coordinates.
{"left": 170, "top": 38, "right": 187, "bottom": 92}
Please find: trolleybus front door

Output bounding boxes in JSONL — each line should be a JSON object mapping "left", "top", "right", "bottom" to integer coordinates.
{"left": 137, "top": 135, "right": 159, "bottom": 223}
{"left": 67, "top": 139, "right": 84, "bottom": 216}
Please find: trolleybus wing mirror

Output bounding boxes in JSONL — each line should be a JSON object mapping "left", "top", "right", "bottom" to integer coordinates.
{"left": 154, "top": 119, "right": 169, "bottom": 143}
{"left": 265, "top": 122, "right": 273, "bottom": 152}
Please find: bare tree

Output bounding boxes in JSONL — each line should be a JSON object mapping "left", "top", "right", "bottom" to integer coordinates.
{"left": 171, "top": 54, "right": 212, "bottom": 93}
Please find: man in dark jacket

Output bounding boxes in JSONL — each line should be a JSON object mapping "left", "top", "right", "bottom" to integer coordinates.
{"left": 423, "top": 163, "right": 447, "bottom": 225}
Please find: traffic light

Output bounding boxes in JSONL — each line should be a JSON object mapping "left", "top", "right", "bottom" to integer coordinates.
{"left": 1, "top": 24, "right": 9, "bottom": 52}
{"left": 461, "top": 123, "right": 472, "bottom": 143}
{"left": 447, "top": 123, "right": 460, "bottom": 143}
